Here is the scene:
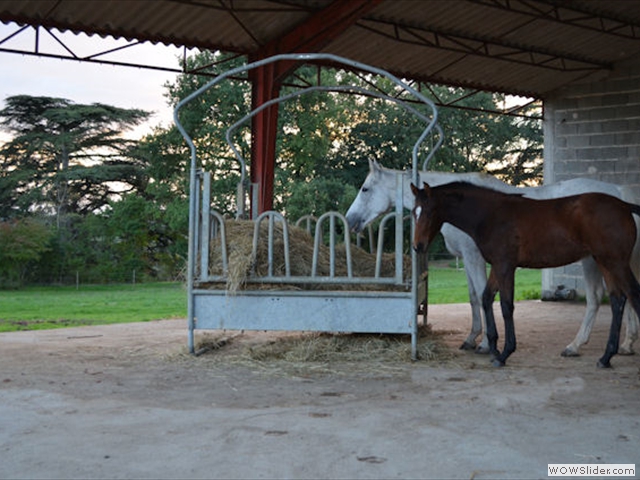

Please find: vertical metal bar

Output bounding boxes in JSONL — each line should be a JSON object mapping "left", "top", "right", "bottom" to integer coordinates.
{"left": 311, "top": 222, "right": 320, "bottom": 277}
{"left": 200, "top": 172, "right": 211, "bottom": 281}
{"left": 329, "top": 214, "right": 336, "bottom": 277}
{"left": 187, "top": 162, "right": 198, "bottom": 354}
{"left": 193, "top": 171, "right": 201, "bottom": 278}
{"left": 236, "top": 181, "right": 245, "bottom": 219}
{"left": 343, "top": 217, "right": 353, "bottom": 278}
{"left": 375, "top": 219, "right": 385, "bottom": 278}
{"left": 395, "top": 173, "right": 404, "bottom": 283}
{"left": 251, "top": 182, "right": 259, "bottom": 219}
{"left": 410, "top": 182, "right": 419, "bottom": 361}
{"left": 268, "top": 214, "right": 275, "bottom": 277}
{"left": 282, "top": 217, "right": 291, "bottom": 277}
{"left": 210, "top": 211, "right": 228, "bottom": 276}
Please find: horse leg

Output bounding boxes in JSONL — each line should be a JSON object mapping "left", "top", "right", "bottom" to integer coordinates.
{"left": 481, "top": 269, "right": 500, "bottom": 363}
{"left": 597, "top": 263, "right": 640, "bottom": 367}
{"left": 562, "top": 257, "right": 604, "bottom": 357}
{"left": 619, "top": 306, "right": 638, "bottom": 355}
{"left": 619, "top": 237, "right": 640, "bottom": 355}
{"left": 462, "top": 250, "right": 489, "bottom": 353}
{"left": 620, "top": 203, "right": 640, "bottom": 355}
{"left": 597, "top": 292, "right": 626, "bottom": 369}
{"left": 494, "top": 268, "right": 517, "bottom": 367}
{"left": 442, "top": 229, "right": 488, "bottom": 352}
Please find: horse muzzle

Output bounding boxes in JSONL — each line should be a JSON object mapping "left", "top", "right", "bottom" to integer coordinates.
{"left": 413, "top": 241, "right": 428, "bottom": 253}
{"left": 345, "top": 214, "right": 364, "bottom": 234}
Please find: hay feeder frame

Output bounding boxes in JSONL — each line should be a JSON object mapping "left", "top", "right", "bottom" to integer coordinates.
{"left": 174, "top": 53, "right": 439, "bottom": 360}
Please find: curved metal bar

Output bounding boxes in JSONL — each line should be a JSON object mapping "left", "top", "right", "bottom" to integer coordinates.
{"left": 311, "top": 211, "right": 353, "bottom": 278}
{"left": 225, "top": 84, "right": 440, "bottom": 216}
{"left": 295, "top": 214, "right": 317, "bottom": 235}
{"left": 225, "top": 84, "right": 435, "bottom": 174}
{"left": 422, "top": 123, "right": 445, "bottom": 170}
{"left": 251, "top": 211, "right": 291, "bottom": 277}
{"left": 174, "top": 52, "right": 439, "bottom": 189}
{"left": 375, "top": 211, "right": 399, "bottom": 279}
{"left": 210, "top": 210, "right": 228, "bottom": 276}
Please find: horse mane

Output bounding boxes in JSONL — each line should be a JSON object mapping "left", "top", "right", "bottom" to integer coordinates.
{"left": 437, "top": 181, "right": 525, "bottom": 198}
{"left": 375, "top": 162, "right": 515, "bottom": 192}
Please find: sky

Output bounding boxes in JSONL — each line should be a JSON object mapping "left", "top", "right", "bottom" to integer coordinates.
{"left": 0, "top": 22, "right": 533, "bottom": 146}
{"left": 0, "top": 23, "right": 190, "bottom": 141}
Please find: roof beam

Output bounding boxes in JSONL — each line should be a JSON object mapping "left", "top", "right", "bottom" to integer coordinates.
{"left": 249, "top": 0, "right": 384, "bottom": 80}
{"left": 472, "top": 0, "right": 640, "bottom": 40}
{"left": 358, "top": 18, "right": 611, "bottom": 72}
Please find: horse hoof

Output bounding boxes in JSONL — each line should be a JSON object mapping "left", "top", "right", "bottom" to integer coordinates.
{"left": 596, "top": 360, "right": 612, "bottom": 369}
{"left": 475, "top": 346, "right": 490, "bottom": 355}
{"left": 617, "top": 347, "right": 635, "bottom": 356}
{"left": 561, "top": 348, "right": 580, "bottom": 357}
{"left": 491, "top": 359, "right": 505, "bottom": 368}
{"left": 459, "top": 341, "right": 476, "bottom": 351}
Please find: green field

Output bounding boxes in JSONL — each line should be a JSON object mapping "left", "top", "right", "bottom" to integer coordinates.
{"left": 0, "top": 282, "right": 186, "bottom": 332}
{"left": 0, "top": 267, "right": 542, "bottom": 332}
{"left": 427, "top": 264, "right": 542, "bottom": 304}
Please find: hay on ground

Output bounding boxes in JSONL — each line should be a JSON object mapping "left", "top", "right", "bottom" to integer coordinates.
{"left": 188, "top": 323, "right": 452, "bottom": 373}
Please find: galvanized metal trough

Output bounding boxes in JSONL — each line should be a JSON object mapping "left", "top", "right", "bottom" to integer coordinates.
{"left": 174, "top": 53, "right": 437, "bottom": 360}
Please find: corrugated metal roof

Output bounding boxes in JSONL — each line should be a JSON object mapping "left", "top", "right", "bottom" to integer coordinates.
{"left": 2, "top": 0, "right": 640, "bottom": 97}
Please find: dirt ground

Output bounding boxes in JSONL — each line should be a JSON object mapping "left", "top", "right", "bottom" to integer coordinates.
{"left": 1, "top": 300, "right": 639, "bottom": 480}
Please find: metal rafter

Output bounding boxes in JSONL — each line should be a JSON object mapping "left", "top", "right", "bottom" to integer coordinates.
{"left": 473, "top": 0, "right": 640, "bottom": 39}
{"left": 356, "top": 17, "right": 611, "bottom": 72}
{"left": 0, "top": 24, "right": 188, "bottom": 71}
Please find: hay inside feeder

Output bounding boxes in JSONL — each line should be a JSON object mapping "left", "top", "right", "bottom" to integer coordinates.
{"left": 205, "top": 219, "right": 411, "bottom": 292}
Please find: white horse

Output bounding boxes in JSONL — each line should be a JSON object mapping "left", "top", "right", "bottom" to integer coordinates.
{"left": 346, "top": 159, "right": 640, "bottom": 356}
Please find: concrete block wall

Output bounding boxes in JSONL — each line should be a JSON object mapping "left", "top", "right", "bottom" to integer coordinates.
{"left": 543, "top": 60, "right": 640, "bottom": 295}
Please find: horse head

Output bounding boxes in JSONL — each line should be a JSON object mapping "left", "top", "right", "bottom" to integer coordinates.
{"left": 345, "top": 158, "right": 395, "bottom": 233}
{"left": 411, "top": 182, "right": 438, "bottom": 253}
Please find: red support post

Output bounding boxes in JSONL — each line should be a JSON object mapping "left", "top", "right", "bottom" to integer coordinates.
{"left": 249, "top": 62, "right": 280, "bottom": 214}
{"left": 248, "top": 0, "right": 384, "bottom": 216}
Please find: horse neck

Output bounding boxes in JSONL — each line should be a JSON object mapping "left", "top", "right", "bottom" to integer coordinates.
{"left": 374, "top": 167, "right": 414, "bottom": 210}
{"left": 380, "top": 167, "right": 513, "bottom": 210}
{"left": 431, "top": 185, "right": 493, "bottom": 238}
{"left": 396, "top": 170, "right": 469, "bottom": 210}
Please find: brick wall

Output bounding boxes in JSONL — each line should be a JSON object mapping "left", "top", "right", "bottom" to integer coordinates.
{"left": 543, "top": 60, "right": 640, "bottom": 295}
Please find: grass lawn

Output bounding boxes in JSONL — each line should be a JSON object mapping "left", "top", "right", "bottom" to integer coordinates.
{"left": 0, "top": 266, "right": 542, "bottom": 332}
{"left": 427, "top": 264, "right": 542, "bottom": 304}
{"left": 0, "top": 282, "right": 186, "bottom": 332}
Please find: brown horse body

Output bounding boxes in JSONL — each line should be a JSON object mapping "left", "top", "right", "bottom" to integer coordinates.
{"left": 411, "top": 181, "right": 640, "bottom": 367}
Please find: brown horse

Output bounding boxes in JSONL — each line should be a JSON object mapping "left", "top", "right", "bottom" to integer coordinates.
{"left": 411, "top": 181, "right": 640, "bottom": 368}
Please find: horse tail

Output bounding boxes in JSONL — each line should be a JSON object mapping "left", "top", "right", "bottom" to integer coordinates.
{"left": 631, "top": 203, "right": 640, "bottom": 218}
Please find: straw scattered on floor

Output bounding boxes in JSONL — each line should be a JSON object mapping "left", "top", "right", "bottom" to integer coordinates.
{"left": 171, "top": 323, "right": 453, "bottom": 377}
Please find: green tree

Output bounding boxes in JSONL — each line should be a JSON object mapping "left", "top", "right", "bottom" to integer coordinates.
{"left": 162, "top": 51, "right": 250, "bottom": 216}
{"left": 0, "top": 95, "right": 152, "bottom": 284}
{"left": 0, "top": 95, "right": 150, "bottom": 221}
{"left": 159, "top": 54, "right": 542, "bottom": 222}
{"left": 0, "top": 218, "right": 51, "bottom": 287}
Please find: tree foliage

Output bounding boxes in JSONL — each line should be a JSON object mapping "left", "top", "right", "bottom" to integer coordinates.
{"left": 0, "top": 51, "right": 542, "bottom": 287}
{"left": 0, "top": 218, "right": 51, "bottom": 287}
{"left": 0, "top": 95, "right": 150, "bottom": 221}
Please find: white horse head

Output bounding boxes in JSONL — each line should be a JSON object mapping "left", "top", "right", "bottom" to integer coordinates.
{"left": 345, "top": 158, "right": 398, "bottom": 233}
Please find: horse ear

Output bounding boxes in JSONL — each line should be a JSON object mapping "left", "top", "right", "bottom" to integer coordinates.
{"left": 369, "top": 157, "right": 381, "bottom": 172}
{"left": 422, "top": 182, "right": 431, "bottom": 196}
{"left": 410, "top": 183, "right": 420, "bottom": 196}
